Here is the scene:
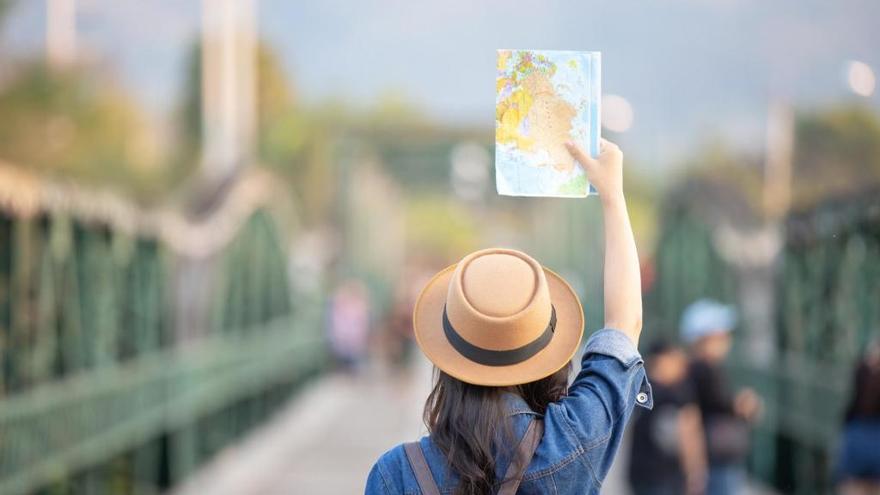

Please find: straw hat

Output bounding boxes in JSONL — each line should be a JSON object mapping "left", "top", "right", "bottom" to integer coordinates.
{"left": 413, "top": 248, "right": 584, "bottom": 386}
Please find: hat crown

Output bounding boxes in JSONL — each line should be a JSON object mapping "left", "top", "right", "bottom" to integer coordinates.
{"left": 446, "top": 249, "right": 553, "bottom": 352}
{"left": 462, "top": 253, "right": 536, "bottom": 317}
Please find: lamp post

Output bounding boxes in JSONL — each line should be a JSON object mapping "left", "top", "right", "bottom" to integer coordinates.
{"left": 763, "top": 101, "right": 793, "bottom": 220}
{"left": 46, "top": 0, "right": 76, "bottom": 69}
{"left": 200, "top": 0, "right": 257, "bottom": 182}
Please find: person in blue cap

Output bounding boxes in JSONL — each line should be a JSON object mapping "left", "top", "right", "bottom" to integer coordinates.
{"left": 681, "top": 299, "right": 761, "bottom": 495}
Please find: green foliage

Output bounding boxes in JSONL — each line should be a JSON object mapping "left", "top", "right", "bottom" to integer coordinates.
{"left": 175, "top": 41, "right": 335, "bottom": 223}
{"left": 0, "top": 64, "right": 163, "bottom": 196}
{"left": 657, "top": 105, "right": 880, "bottom": 225}
{"left": 622, "top": 167, "right": 660, "bottom": 253}
{"left": 792, "top": 105, "right": 880, "bottom": 207}
{"left": 255, "top": 45, "right": 308, "bottom": 168}
{"left": 174, "top": 44, "right": 202, "bottom": 169}
{"left": 176, "top": 40, "right": 309, "bottom": 167}
{"left": 0, "top": 0, "right": 12, "bottom": 22}
{"left": 662, "top": 143, "right": 764, "bottom": 233}
{"left": 405, "top": 195, "right": 480, "bottom": 260}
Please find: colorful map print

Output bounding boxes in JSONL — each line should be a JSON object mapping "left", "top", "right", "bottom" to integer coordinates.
{"left": 495, "top": 50, "right": 601, "bottom": 197}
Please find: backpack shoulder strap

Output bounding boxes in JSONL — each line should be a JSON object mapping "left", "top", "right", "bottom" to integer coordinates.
{"left": 497, "top": 419, "right": 544, "bottom": 495}
{"left": 403, "top": 441, "right": 441, "bottom": 495}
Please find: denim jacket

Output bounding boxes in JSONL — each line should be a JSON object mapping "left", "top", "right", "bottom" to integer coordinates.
{"left": 365, "top": 328, "right": 653, "bottom": 494}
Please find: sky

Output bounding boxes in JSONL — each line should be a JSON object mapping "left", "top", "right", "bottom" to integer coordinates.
{"left": 2, "top": 0, "right": 879, "bottom": 168}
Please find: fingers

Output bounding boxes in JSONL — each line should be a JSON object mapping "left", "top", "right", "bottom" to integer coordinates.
{"left": 600, "top": 138, "right": 618, "bottom": 150}
{"left": 564, "top": 141, "right": 597, "bottom": 171}
{"left": 600, "top": 138, "right": 621, "bottom": 157}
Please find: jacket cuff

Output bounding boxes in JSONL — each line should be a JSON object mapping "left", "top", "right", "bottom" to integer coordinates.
{"left": 583, "top": 328, "right": 643, "bottom": 369}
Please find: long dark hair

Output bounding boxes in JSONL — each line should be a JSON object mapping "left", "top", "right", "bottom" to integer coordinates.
{"left": 423, "top": 364, "right": 571, "bottom": 495}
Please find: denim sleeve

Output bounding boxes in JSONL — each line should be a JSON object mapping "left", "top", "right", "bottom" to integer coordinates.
{"left": 555, "top": 328, "right": 653, "bottom": 483}
{"left": 365, "top": 461, "right": 393, "bottom": 494}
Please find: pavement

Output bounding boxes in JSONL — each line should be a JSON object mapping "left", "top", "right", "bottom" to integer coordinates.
{"left": 172, "top": 358, "right": 434, "bottom": 495}
{"left": 171, "top": 355, "right": 771, "bottom": 495}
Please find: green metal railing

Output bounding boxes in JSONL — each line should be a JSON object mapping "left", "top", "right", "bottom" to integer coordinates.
{"left": 0, "top": 165, "right": 326, "bottom": 494}
{"left": 647, "top": 184, "right": 880, "bottom": 495}
{"left": 763, "top": 192, "right": 880, "bottom": 493}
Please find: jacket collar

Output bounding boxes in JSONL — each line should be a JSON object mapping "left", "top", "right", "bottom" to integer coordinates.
{"left": 502, "top": 392, "right": 542, "bottom": 417}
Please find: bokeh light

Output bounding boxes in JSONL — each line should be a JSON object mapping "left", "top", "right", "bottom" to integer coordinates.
{"left": 601, "top": 94, "right": 634, "bottom": 133}
{"left": 847, "top": 60, "right": 876, "bottom": 97}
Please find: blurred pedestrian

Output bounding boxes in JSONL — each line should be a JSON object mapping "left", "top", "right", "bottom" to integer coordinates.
{"left": 681, "top": 299, "right": 761, "bottom": 495}
{"left": 367, "top": 139, "right": 653, "bottom": 494}
{"left": 629, "top": 340, "right": 707, "bottom": 495}
{"left": 382, "top": 295, "right": 414, "bottom": 370}
{"left": 380, "top": 270, "right": 429, "bottom": 373}
{"left": 836, "top": 340, "right": 880, "bottom": 495}
{"left": 327, "top": 278, "right": 371, "bottom": 373}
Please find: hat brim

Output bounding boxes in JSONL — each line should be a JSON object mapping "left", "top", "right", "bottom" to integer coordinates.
{"left": 412, "top": 263, "right": 584, "bottom": 386}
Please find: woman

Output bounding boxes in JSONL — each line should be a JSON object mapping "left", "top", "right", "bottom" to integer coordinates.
{"left": 366, "top": 139, "right": 651, "bottom": 494}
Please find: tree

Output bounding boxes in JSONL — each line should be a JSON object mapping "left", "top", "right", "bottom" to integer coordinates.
{"left": 174, "top": 41, "right": 340, "bottom": 223}
{"left": 0, "top": 63, "right": 159, "bottom": 195}
{"left": 176, "top": 40, "right": 306, "bottom": 164}
{"left": 0, "top": 0, "right": 13, "bottom": 23}
{"left": 792, "top": 105, "right": 880, "bottom": 207}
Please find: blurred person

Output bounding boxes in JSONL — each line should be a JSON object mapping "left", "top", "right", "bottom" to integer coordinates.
{"left": 367, "top": 140, "right": 653, "bottom": 494}
{"left": 836, "top": 339, "right": 880, "bottom": 495}
{"left": 383, "top": 295, "right": 415, "bottom": 370}
{"left": 381, "top": 271, "right": 429, "bottom": 373}
{"left": 682, "top": 299, "right": 761, "bottom": 495}
{"left": 327, "top": 278, "right": 371, "bottom": 373}
{"left": 629, "top": 340, "right": 707, "bottom": 495}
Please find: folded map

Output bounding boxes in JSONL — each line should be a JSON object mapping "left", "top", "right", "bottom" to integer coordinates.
{"left": 495, "top": 49, "right": 601, "bottom": 197}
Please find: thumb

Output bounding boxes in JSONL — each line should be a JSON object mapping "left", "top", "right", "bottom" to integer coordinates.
{"left": 564, "top": 141, "right": 597, "bottom": 172}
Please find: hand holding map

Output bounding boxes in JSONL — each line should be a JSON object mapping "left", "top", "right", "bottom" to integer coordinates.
{"left": 495, "top": 50, "right": 601, "bottom": 197}
{"left": 565, "top": 139, "right": 623, "bottom": 201}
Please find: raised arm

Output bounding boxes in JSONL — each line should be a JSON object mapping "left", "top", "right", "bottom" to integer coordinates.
{"left": 565, "top": 139, "right": 642, "bottom": 345}
{"left": 544, "top": 140, "right": 648, "bottom": 485}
